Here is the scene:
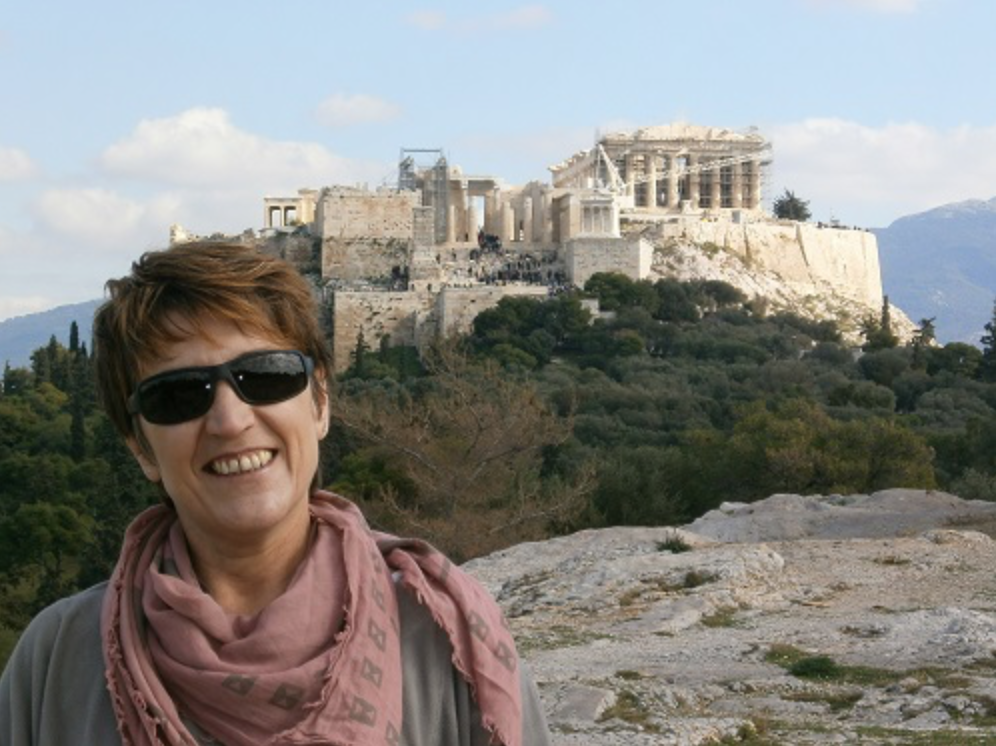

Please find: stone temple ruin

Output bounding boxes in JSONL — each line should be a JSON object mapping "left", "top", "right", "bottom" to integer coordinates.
{"left": 175, "top": 123, "right": 884, "bottom": 371}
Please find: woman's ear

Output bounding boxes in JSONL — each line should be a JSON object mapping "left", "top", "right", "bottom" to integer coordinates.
{"left": 314, "top": 374, "right": 331, "bottom": 440}
{"left": 126, "top": 434, "right": 162, "bottom": 483}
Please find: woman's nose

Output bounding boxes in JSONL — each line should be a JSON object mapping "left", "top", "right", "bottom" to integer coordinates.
{"left": 203, "top": 381, "right": 255, "bottom": 434}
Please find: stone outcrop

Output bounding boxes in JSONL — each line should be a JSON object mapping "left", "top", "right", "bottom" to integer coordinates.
{"left": 466, "top": 490, "right": 996, "bottom": 744}
{"left": 651, "top": 219, "right": 883, "bottom": 311}
{"left": 646, "top": 220, "right": 915, "bottom": 342}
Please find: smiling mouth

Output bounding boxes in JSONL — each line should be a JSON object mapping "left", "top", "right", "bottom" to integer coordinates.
{"left": 209, "top": 449, "right": 275, "bottom": 476}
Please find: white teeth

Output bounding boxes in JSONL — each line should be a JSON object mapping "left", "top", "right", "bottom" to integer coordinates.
{"left": 211, "top": 450, "right": 273, "bottom": 476}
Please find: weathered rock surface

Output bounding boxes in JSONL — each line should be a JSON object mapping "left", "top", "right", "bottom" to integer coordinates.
{"left": 647, "top": 227, "right": 918, "bottom": 343}
{"left": 466, "top": 489, "right": 996, "bottom": 744}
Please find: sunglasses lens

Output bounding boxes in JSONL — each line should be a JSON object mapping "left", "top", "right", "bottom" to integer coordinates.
{"left": 232, "top": 352, "right": 310, "bottom": 404}
{"left": 139, "top": 372, "right": 213, "bottom": 425}
{"left": 132, "top": 351, "right": 312, "bottom": 425}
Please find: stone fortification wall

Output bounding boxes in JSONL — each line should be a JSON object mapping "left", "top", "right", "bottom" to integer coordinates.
{"left": 322, "top": 238, "right": 410, "bottom": 283}
{"left": 565, "top": 237, "right": 653, "bottom": 288}
{"left": 331, "top": 291, "right": 435, "bottom": 372}
{"left": 316, "top": 189, "right": 418, "bottom": 240}
{"left": 654, "top": 220, "right": 883, "bottom": 308}
{"left": 254, "top": 232, "right": 318, "bottom": 269}
{"left": 318, "top": 189, "right": 420, "bottom": 282}
{"left": 332, "top": 285, "right": 555, "bottom": 372}
{"left": 438, "top": 285, "right": 550, "bottom": 338}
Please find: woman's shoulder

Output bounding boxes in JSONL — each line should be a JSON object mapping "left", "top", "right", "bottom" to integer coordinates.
{"left": 1, "top": 582, "right": 120, "bottom": 746}
{"left": 12, "top": 582, "right": 107, "bottom": 665}
{"left": 20, "top": 582, "right": 108, "bottom": 645}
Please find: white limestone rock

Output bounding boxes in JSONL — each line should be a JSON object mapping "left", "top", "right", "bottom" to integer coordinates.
{"left": 467, "top": 489, "right": 996, "bottom": 745}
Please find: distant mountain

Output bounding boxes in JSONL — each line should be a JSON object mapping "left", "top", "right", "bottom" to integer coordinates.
{"left": 0, "top": 300, "right": 102, "bottom": 369}
{"left": 874, "top": 197, "right": 996, "bottom": 345}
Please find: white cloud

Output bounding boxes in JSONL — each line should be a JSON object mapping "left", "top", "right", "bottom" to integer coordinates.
{"left": 488, "top": 5, "right": 553, "bottom": 30}
{"left": 32, "top": 188, "right": 177, "bottom": 247}
{"left": 0, "top": 296, "right": 58, "bottom": 322}
{"left": 806, "top": 0, "right": 920, "bottom": 12}
{"left": 768, "top": 118, "right": 996, "bottom": 226}
{"left": 405, "top": 10, "right": 446, "bottom": 30}
{"left": 0, "top": 224, "right": 115, "bottom": 323}
{"left": 314, "top": 94, "right": 402, "bottom": 128}
{"left": 0, "top": 147, "right": 36, "bottom": 181}
{"left": 0, "top": 108, "right": 401, "bottom": 319}
{"left": 98, "top": 107, "right": 387, "bottom": 189}
{"left": 405, "top": 5, "right": 552, "bottom": 32}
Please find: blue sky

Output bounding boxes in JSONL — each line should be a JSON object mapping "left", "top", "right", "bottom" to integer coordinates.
{"left": 2, "top": 0, "right": 995, "bottom": 321}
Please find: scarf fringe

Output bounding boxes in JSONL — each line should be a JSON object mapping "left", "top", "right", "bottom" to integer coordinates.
{"left": 391, "top": 558, "right": 519, "bottom": 746}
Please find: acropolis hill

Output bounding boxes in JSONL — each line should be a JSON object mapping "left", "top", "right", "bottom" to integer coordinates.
{"left": 172, "top": 123, "right": 901, "bottom": 371}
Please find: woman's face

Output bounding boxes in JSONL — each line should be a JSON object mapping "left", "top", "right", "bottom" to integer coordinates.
{"left": 127, "top": 314, "right": 328, "bottom": 554}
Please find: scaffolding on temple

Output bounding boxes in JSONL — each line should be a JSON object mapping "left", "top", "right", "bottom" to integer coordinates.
{"left": 399, "top": 148, "right": 449, "bottom": 244}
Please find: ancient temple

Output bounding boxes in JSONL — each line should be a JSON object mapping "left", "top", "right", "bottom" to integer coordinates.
{"left": 550, "top": 123, "right": 771, "bottom": 213}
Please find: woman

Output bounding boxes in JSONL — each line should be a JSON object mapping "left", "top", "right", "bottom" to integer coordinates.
{"left": 0, "top": 241, "right": 551, "bottom": 745}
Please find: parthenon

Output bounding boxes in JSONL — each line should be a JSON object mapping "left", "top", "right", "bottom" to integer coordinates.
{"left": 550, "top": 123, "right": 770, "bottom": 212}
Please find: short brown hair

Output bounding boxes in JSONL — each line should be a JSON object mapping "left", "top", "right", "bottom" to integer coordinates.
{"left": 93, "top": 241, "right": 332, "bottom": 440}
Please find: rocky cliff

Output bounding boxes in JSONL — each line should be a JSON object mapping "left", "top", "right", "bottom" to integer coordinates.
{"left": 643, "top": 218, "right": 916, "bottom": 343}
{"left": 467, "top": 490, "right": 996, "bottom": 744}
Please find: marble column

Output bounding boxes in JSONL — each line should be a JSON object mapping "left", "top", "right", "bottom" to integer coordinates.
{"left": 459, "top": 182, "right": 470, "bottom": 242}
{"left": 466, "top": 203, "right": 477, "bottom": 243}
{"left": 733, "top": 163, "right": 744, "bottom": 209}
{"left": 710, "top": 160, "right": 721, "bottom": 209}
{"left": 688, "top": 154, "right": 700, "bottom": 207}
{"left": 540, "top": 189, "right": 553, "bottom": 243}
{"left": 500, "top": 202, "right": 514, "bottom": 244}
{"left": 749, "top": 160, "right": 762, "bottom": 209}
{"left": 624, "top": 153, "right": 635, "bottom": 198}
{"left": 646, "top": 153, "right": 658, "bottom": 209}
{"left": 446, "top": 204, "right": 456, "bottom": 243}
{"left": 483, "top": 191, "right": 495, "bottom": 236}
{"left": 666, "top": 155, "right": 679, "bottom": 209}
{"left": 563, "top": 193, "right": 579, "bottom": 240}
{"left": 522, "top": 197, "right": 533, "bottom": 243}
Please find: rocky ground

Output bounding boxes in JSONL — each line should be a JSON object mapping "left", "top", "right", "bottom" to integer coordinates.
{"left": 646, "top": 234, "right": 918, "bottom": 343}
{"left": 466, "top": 490, "right": 996, "bottom": 745}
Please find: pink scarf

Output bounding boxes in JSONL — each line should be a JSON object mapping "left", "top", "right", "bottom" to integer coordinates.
{"left": 101, "top": 491, "right": 522, "bottom": 746}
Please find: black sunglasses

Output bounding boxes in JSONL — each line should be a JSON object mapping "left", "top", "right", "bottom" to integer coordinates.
{"left": 127, "top": 350, "right": 315, "bottom": 426}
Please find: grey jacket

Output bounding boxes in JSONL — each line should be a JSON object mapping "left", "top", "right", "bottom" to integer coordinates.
{"left": 0, "top": 582, "right": 551, "bottom": 745}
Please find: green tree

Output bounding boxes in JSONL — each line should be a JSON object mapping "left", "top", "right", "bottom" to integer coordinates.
{"left": 909, "top": 317, "right": 936, "bottom": 370}
{"left": 592, "top": 446, "right": 688, "bottom": 526}
{"left": 2, "top": 363, "right": 32, "bottom": 396}
{"left": 69, "top": 321, "right": 80, "bottom": 355}
{"left": 653, "top": 278, "right": 699, "bottom": 322}
{"left": 772, "top": 189, "right": 812, "bottom": 222}
{"left": 584, "top": 273, "right": 658, "bottom": 314}
{"left": 677, "top": 399, "right": 935, "bottom": 504}
{"left": 927, "top": 342, "right": 982, "bottom": 378}
{"left": 0, "top": 502, "right": 93, "bottom": 613}
{"left": 861, "top": 296, "right": 899, "bottom": 351}
{"left": 858, "top": 347, "right": 910, "bottom": 388}
{"left": 978, "top": 299, "right": 996, "bottom": 382}
{"left": 693, "top": 280, "right": 747, "bottom": 314}
{"left": 470, "top": 293, "right": 590, "bottom": 368}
